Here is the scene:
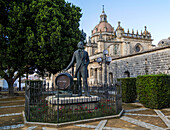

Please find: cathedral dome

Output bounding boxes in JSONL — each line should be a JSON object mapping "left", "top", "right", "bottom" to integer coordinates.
{"left": 92, "top": 5, "right": 113, "bottom": 34}
{"left": 92, "top": 22, "right": 113, "bottom": 34}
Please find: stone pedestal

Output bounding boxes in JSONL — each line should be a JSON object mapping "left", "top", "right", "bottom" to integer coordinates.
{"left": 46, "top": 95, "right": 100, "bottom": 111}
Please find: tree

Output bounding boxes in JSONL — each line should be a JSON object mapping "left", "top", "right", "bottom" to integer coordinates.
{"left": 0, "top": 0, "right": 82, "bottom": 96}
{"left": 28, "top": 0, "right": 82, "bottom": 74}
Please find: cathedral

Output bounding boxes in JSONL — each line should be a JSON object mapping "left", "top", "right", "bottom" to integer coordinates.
{"left": 85, "top": 7, "right": 155, "bottom": 86}
{"left": 45, "top": 6, "right": 170, "bottom": 89}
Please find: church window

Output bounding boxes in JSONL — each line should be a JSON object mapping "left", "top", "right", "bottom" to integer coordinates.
{"left": 94, "top": 68, "right": 97, "bottom": 80}
{"left": 135, "top": 43, "right": 143, "bottom": 52}
{"left": 136, "top": 45, "right": 140, "bottom": 52}
{"left": 104, "top": 27, "right": 107, "bottom": 32}
{"left": 90, "top": 68, "right": 93, "bottom": 76}
{"left": 114, "top": 44, "right": 118, "bottom": 55}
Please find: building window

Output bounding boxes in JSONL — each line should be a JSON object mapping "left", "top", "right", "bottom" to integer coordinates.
{"left": 90, "top": 68, "right": 93, "bottom": 76}
{"left": 124, "top": 71, "right": 130, "bottom": 77}
{"left": 135, "top": 43, "right": 143, "bottom": 52}
{"left": 96, "top": 28, "right": 98, "bottom": 32}
{"left": 104, "top": 27, "right": 107, "bottom": 32}
{"left": 136, "top": 45, "right": 140, "bottom": 52}
{"left": 114, "top": 44, "right": 118, "bottom": 55}
{"left": 95, "top": 68, "right": 97, "bottom": 79}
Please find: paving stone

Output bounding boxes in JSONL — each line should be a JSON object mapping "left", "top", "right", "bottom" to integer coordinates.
{"left": 104, "top": 127, "right": 129, "bottom": 130}
{"left": 124, "top": 108, "right": 148, "bottom": 112}
{"left": 0, "top": 105, "right": 24, "bottom": 109}
{"left": 154, "top": 110, "right": 170, "bottom": 128}
{"left": 95, "top": 120, "right": 107, "bottom": 130}
{"left": 74, "top": 124, "right": 129, "bottom": 130}
{"left": 25, "top": 126, "right": 37, "bottom": 130}
{"left": 42, "top": 127, "right": 58, "bottom": 130}
{"left": 75, "top": 120, "right": 129, "bottom": 130}
{"left": 0, "top": 124, "right": 24, "bottom": 129}
{"left": 0, "top": 100, "right": 25, "bottom": 103}
{"left": 0, "top": 112, "right": 22, "bottom": 117}
{"left": 120, "top": 116, "right": 165, "bottom": 130}
{"left": 75, "top": 124, "right": 96, "bottom": 129}
{"left": 124, "top": 113, "right": 159, "bottom": 117}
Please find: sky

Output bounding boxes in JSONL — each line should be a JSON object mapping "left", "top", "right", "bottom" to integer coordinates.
{"left": 66, "top": 0, "right": 170, "bottom": 45}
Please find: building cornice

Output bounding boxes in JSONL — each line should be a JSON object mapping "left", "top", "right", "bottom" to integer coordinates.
{"left": 111, "top": 45, "right": 170, "bottom": 61}
{"left": 91, "top": 32, "right": 114, "bottom": 38}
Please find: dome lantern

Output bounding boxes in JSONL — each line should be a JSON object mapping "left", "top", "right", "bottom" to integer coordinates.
{"left": 92, "top": 6, "right": 113, "bottom": 34}
{"left": 100, "top": 5, "right": 107, "bottom": 22}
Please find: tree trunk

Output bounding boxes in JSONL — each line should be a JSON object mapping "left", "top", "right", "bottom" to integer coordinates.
{"left": 7, "top": 80, "right": 14, "bottom": 96}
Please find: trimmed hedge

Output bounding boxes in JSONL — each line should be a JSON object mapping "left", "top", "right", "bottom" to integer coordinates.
{"left": 118, "top": 77, "right": 137, "bottom": 103}
{"left": 136, "top": 74, "right": 170, "bottom": 109}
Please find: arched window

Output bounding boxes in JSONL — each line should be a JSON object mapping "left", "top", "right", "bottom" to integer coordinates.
{"left": 95, "top": 68, "right": 97, "bottom": 79}
{"left": 96, "top": 28, "right": 98, "bottom": 32}
{"left": 124, "top": 71, "right": 130, "bottom": 77}
{"left": 136, "top": 45, "right": 140, "bottom": 52}
{"left": 134, "top": 43, "right": 143, "bottom": 52}
{"left": 104, "top": 27, "right": 107, "bottom": 32}
{"left": 90, "top": 68, "right": 93, "bottom": 76}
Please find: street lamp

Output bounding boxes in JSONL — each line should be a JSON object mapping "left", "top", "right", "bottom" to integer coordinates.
{"left": 96, "top": 49, "right": 112, "bottom": 88}
{"left": 96, "top": 57, "right": 102, "bottom": 86}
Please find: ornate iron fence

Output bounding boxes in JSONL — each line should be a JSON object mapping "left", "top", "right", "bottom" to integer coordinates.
{"left": 25, "top": 81, "right": 122, "bottom": 123}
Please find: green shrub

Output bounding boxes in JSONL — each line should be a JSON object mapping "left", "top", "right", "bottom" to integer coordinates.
{"left": 118, "top": 77, "right": 137, "bottom": 103}
{"left": 136, "top": 74, "right": 170, "bottom": 109}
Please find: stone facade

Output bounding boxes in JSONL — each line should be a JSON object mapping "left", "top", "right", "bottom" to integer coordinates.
{"left": 158, "top": 37, "right": 170, "bottom": 47}
{"left": 109, "top": 46, "right": 170, "bottom": 85}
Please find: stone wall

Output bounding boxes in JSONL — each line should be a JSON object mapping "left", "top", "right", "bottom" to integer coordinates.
{"left": 109, "top": 45, "right": 170, "bottom": 84}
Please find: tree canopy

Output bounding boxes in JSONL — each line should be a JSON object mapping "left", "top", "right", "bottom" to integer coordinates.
{"left": 0, "top": 0, "right": 82, "bottom": 95}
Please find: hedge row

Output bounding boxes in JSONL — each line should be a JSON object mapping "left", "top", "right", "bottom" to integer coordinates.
{"left": 136, "top": 74, "right": 170, "bottom": 109}
{"left": 117, "top": 77, "right": 137, "bottom": 103}
{"left": 118, "top": 74, "right": 170, "bottom": 109}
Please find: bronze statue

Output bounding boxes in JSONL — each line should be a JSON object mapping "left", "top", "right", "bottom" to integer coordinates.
{"left": 64, "top": 41, "right": 90, "bottom": 97}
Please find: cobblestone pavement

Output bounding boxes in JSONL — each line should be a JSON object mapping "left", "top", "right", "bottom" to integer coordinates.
{"left": 0, "top": 97, "right": 170, "bottom": 130}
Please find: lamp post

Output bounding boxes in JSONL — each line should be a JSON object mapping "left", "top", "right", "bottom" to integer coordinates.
{"left": 96, "top": 50, "right": 112, "bottom": 88}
